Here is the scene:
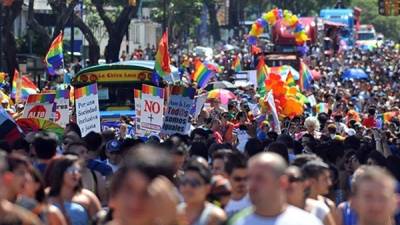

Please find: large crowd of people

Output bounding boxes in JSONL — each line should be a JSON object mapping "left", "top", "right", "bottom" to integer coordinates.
{"left": 0, "top": 32, "right": 400, "bottom": 225}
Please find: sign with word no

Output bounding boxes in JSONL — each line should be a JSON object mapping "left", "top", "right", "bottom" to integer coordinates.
{"left": 139, "top": 87, "right": 164, "bottom": 134}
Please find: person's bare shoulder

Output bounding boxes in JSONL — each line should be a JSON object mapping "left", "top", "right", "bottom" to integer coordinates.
{"left": 207, "top": 204, "right": 227, "bottom": 225}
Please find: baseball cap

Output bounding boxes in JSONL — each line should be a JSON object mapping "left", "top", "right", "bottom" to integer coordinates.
{"left": 345, "top": 128, "right": 357, "bottom": 136}
{"left": 106, "top": 139, "right": 121, "bottom": 153}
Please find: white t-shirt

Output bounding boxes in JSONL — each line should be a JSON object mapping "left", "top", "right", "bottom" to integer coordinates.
{"left": 230, "top": 205, "right": 323, "bottom": 225}
{"left": 305, "top": 198, "right": 330, "bottom": 221}
{"left": 225, "top": 195, "right": 252, "bottom": 218}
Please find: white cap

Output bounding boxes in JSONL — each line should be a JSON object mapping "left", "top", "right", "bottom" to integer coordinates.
{"left": 346, "top": 128, "right": 356, "bottom": 136}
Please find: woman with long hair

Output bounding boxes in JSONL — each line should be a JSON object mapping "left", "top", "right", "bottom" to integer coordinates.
{"left": 45, "top": 155, "right": 101, "bottom": 225}
{"left": 17, "top": 167, "right": 67, "bottom": 225}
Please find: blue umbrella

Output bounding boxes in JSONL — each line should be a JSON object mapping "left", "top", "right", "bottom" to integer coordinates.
{"left": 342, "top": 68, "right": 369, "bottom": 80}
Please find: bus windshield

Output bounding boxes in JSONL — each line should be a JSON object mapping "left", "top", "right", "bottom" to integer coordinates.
{"left": 358, "top": 32, "right": 376, "bottom": 41}
{"left": 98, "top": 83, "right": 137, "bottom": 111}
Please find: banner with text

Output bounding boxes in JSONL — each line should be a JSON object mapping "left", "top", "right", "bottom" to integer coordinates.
{"left": 134, "top": 89, "right": 144, "bottom": 136}
{"left": 162, "top": 86, "right": 195, "bottom": 135}
{"left": 22, "top": 94, "right": 56, "bottom": 120}
{"left": 55, "top": 90, "right": 70, "bottom": 127}
{"left": 140, "top": 85, "right": 164, "bottom": 134}
{"left": 75, "top": 84, "right": 101, "bottom": 136}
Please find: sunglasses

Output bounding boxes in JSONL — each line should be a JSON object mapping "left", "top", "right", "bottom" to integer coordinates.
{"left": 65, "top": 166, "right": 81, "bottom": 174}
{"left": 288, "top": 176, "right": 304, "bottom": 183}
{"left": 180, "top": 178, "right": 204, "bottom": 188}
{"left": 232, "top": 176, "right": 248, "bottom": 183}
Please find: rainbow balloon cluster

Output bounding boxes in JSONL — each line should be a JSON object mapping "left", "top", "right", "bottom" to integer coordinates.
{"left": 248, "top": 8, "right": 309, "bottom": 56}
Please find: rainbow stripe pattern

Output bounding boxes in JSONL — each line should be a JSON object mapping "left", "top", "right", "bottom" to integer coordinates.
{"left": 12, "top": 69, "right": 38, "bottom": 101}
{"left": 316, "top": 103, "right": 329, "bottom": 114}
{"left": 170, "top": 86, "right": 196, "bottom": 98}
{"left": 134, "top": 89, "right": 142, "bottom": 99}
{"left": 154, "top": 32, "right": 171, "bottom": 78}
{"left": 45, "top": 32, "right": 64, "bottom": 75}
{"left": 256, "top": 57, "right": 269, "bottom": 95}
{"left": 142, "top": 84, "right": 164, "bottom": 98}
{"left": 56, "top": 89, "right": 70, "bottom": 99}
{"left": 232, "top": 55, "right": 241, "bottom": 72}
{"left": 27, "top": 93, "right": 56, "bottom": 104}
{"left": 299, "top": 61, "right": 313, "bottom": 92}
{"left": 192, "top": 59, "right": 215, "bottom": 89}
{"left": 74, "top": 84, "right": 98, "bottom": 99}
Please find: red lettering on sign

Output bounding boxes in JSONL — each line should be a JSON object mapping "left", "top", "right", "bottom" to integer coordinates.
{"left": 28, "top": 105, "right": 47, "bottom": 118}
{"left": 144, "top": 100, "right": 161, "bottom": 114}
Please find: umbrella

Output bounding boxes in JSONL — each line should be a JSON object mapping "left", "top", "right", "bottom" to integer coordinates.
{"left": 207, "top": 89, "right": 236, "bottom": 105}
{"left": 342, "top": 68, "right": 368, "bottom": 80}
{"left": 205, "top": 81, "right": 235, "bottom": 91}
{"left": 16, "top": 118, "right": 64, "bottom": 139}
{"left": 270, "top": 65, "right": 300, "bottom": 80}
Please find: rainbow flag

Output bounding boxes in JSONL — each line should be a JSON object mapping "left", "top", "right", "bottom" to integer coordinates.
{"left": 12, "top": 69, "right": 38, "bottom": 101}
{"left": 27, "top": 93, "right": 56, "bottom": 104}
{"left": 45, "top": 32, "right": 64, "bottom": 75}
{"left": 286, "top": 71, "right": 296, "bottom": 87}
{"left": 316, "top": 103, "right": 329, "bottom": 114}
{"left": 299, "top": 61, "right": 313, "bottom": 92}
{"left": 74, "top": 83, "right": 98, "bottom": 99}
{"left": 192, "top": 59, "right": 215, "bottom": 89}
{"left": 153, "top": 32, "right": 171, "bottom": 85}
{"left": 231, "top": 55, "right": 241, "bottom": 72}
{"left": 256, "top": 56, "right": 269, "bottom": 95}
{"left": 142, "top": 84, "right": 164, "bottom": 98}
{"left": 134, "top": 89, "right": 142, "bottom": 99}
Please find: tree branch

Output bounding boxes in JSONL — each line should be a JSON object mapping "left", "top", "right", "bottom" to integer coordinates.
{"left": 91, "top": 0, "right": 113, "bottom": 34}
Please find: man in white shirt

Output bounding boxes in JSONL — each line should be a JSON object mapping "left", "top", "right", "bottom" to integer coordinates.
{"left": 229, "top": 152, "right": 322, "bottom": 225}
{"left": 224, "top": 153, "right": 251, "bottom": 217}
{"left": 352, "top": 166, "right": 397, "bottom": 225}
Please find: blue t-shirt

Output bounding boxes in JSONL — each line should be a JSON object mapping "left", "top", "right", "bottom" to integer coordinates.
{"left": 87, "top": 159, "right": 113, "bottom": 176}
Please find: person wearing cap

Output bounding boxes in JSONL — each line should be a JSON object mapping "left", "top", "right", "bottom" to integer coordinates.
{"left": 208, "top": 98, "right": 226, "bottom": 120}
{"left": 105, "top": 139, "right": 123, "bottom": 172}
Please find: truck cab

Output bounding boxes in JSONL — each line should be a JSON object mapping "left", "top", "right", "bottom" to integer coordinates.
{"left": 356, "top": 25, "right": 380, "bottom": 50}
{"left": 320, "top": 9, "right": 355, "bottom": 48}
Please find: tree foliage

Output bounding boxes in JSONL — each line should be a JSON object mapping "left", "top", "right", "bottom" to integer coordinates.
{"left": 350, "top": 0, "right": 400, "bottom": 40}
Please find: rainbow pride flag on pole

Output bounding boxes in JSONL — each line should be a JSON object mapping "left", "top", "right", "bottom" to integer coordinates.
{"left": 231, "top": 55, "right": 241, "bottom": 72}
{"left": 45, "top": 32, "right": 64, "bottom": 75}
{"left": 299, "top": 61, "right": 313, "bottom": 92}
{"left": 256, "top": 56, "right": 269, "bottom": 95}
{"left": 192, "top": 59, "right": 215, "bottom": 89}
{"left": 153, "top": 32, "right": 171, "bottom": 85}
{"left": 12, "top": 69, "right": 38, "bottom": 102}
{"left": 285, "top": 71, "right": 296, "bottom": 87}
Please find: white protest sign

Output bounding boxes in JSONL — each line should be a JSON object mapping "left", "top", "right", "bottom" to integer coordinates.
{"left": 162, "top": 86, "right": 195, "bottom": 135}
{"left": 193, "top": 93, "right": 208, "bottom": 119}
{"left": 54, "top": 90, "right": 70, "bottom": 127}
{"left": 134, "top": 89, "right": 144, "bottom": 136}
{"left": 75, "top": 84, "right": 101, "bottom": 136}
{"left": 247, "top": 70, "right": 257, "bottom": 87}
{"left": 140, "top": 85, "right": 164, "bottom": 134}
{"left": 22, "top": 94, "right": 56, "bottom": 120}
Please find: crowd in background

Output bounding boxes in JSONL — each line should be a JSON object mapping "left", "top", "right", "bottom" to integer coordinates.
{"left": 0, "top": 35, "right": 400, "bottom": 225}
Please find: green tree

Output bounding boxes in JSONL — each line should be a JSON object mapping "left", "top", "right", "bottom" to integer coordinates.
{"left": 92, "top": 0, "right": 141, "bottom": 63}
{"left": 150, "top": 0, "right": 203, "bottom": 43}
{"left": 350, "top": 0, "right": 400, "bottom": 40}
